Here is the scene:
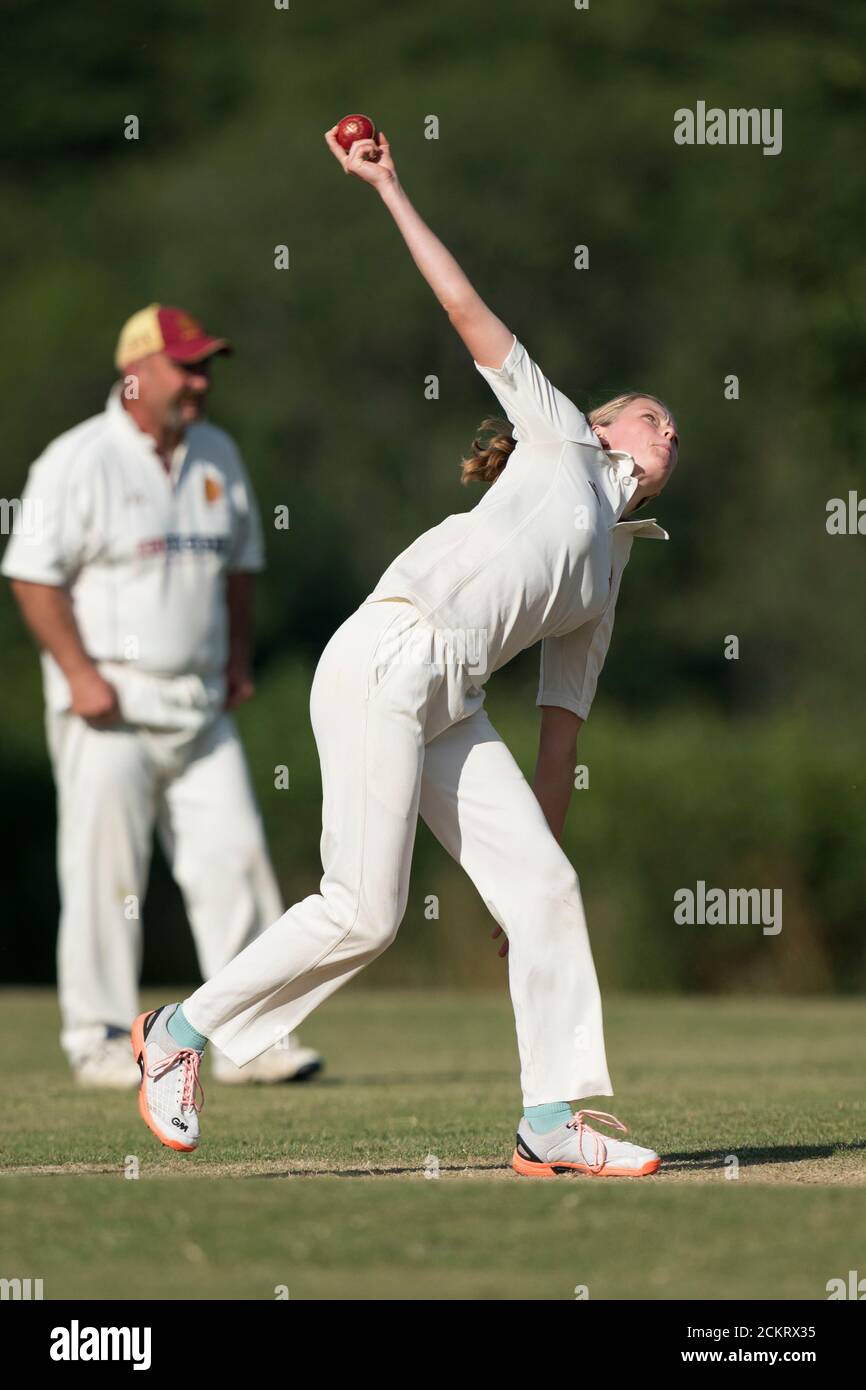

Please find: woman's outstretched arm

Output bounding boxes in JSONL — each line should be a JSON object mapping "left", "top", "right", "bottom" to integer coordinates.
{"left": 324, "top": 124, "right": 514, "bottom": 370}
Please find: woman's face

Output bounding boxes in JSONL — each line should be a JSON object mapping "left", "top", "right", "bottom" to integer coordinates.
{"left": 595, "top": 397, "right": 679, "bottom": 498}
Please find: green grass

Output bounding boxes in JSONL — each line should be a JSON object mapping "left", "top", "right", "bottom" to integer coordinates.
{"left": 1, "top": 988, "right": 864, "bottom": 1299}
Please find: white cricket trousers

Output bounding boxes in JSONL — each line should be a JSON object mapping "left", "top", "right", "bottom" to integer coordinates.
{"left": 46, "top": 710, "right": 284, "bottom": 1063}
{"left": 184, "top": 600, "right": 614, "bottom": 1106}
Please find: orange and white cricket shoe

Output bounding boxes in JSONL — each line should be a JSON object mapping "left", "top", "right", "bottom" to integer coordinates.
{"left": 131, "top": 1005, "right": 204, "bottom": 1153}
{"left": 512, "top": 1109, "right": 661, "bottom": 1178}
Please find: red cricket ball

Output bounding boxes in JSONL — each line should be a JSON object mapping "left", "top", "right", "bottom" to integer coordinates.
{"left": 335, "top": 113, "right": 380, "bottom": 161}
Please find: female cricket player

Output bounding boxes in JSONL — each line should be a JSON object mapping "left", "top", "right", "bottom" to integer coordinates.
{"left": 132, "top": 125, "right": 679, "bottom": 1177}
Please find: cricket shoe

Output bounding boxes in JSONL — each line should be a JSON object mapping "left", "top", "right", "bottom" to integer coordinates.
{"left": 72, "top": 1028, "right": 140, "bottom": 1089}
{"left": 131, "top": 1005, "right": 204, "bottom": 1153}
{"left": 512, "top": 1108, "right": 661, "bottom": 1178}
{"left": 210, "top": 1037, "right": 324, "bottom": 1085}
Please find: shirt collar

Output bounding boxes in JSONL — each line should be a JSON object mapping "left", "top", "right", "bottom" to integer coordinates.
{"left": 106, "top": 382, "right": 189, "bottom": 484}
{"left": 599, "top": 447, "right": 640, "bottom": 522}
{"left": 584, "top": 439, "right": 670, "bottom": 539}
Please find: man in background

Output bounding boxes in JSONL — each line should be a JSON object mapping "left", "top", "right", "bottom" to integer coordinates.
{"left": 2, "top": 304, "right": 323, "bottom": 1088}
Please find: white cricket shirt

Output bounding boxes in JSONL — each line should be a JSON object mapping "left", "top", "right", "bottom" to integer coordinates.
{"left": 364, "top": 334, "right": 670, "bottom": 720}
{"left": 2, "top": 384, "right": 265, "bottom": 722}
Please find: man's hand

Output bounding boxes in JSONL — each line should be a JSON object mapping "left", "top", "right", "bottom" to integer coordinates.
{"left": 491, "top": 925, "right": 509, "bottom": 958}
{"left": 225, "top": 662, "right": 255, "bottom": 711}
{"left": 68, "top": 665, "right": 120, "bottom": 727}
{"left": 7, "top": 580, "right": 120, "bottom": 726}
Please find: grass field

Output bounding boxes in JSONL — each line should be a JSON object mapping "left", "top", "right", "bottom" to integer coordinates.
{"left": 1, "top": 988, "right": 864, "bottom": 1300}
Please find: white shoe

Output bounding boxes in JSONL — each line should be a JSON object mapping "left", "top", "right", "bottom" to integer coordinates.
{"left": 211, "top": 1037, "right": 324, "bottom": 1085}
{"left": 131, "top": 1004, "right": 204, "bottom": 1152}
{"left": 512, "top": 1109, "right": 661, "bottom": 1178}
{"left": 72, "top": 1032, "right": 140, "bottom": 1089}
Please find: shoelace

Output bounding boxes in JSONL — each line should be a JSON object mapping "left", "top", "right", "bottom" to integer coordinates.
{"left": 149, "top": 1048, "right": 205, "bottom": 1113}
{"left": 565, "top": 1109, "right": 629, "bottom": 1174}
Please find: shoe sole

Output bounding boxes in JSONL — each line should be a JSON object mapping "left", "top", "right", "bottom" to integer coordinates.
{"left": 211, "top": 1058, "right": 324, "bottom": 1085}
{"left": 288, "top": 1059, "right": 324, "bottom": 1083}
{"left": 511, "top": 1148, "right": 661, "bottom": 1179}
{"left": 131, "top": 1009, "right": 198, "bottom": 1154}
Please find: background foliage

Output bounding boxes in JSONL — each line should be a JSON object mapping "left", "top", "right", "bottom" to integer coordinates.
{"left": 1, "top": 0, "right": 863, "bottom": 990}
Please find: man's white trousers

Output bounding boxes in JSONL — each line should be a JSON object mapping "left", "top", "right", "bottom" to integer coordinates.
{"left": 46, "top": 710, "right": 283, "bottom": 1063}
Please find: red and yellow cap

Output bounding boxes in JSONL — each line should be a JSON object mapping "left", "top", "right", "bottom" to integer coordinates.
{"left": 114, "top": 303, "right": 232, "bottom": 371}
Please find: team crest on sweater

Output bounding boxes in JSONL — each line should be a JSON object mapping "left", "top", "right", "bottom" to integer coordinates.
{"left": 203, "top": 469, "right": 224, "bottom": 504}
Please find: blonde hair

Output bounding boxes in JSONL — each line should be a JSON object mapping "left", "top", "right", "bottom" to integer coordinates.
{"left": 460, "top": 391, "right": 675, "bottom": 486}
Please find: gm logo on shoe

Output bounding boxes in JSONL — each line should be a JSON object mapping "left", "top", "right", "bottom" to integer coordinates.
{"left": 171, "top": 1118, "right": 189, "bottom": 1131}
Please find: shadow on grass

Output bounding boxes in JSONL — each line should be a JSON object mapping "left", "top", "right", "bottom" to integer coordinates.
{"left": 656, "top": 1140, "right": 866, "bottom": 1173}
{"left": 250, "top": 1140, "right": 866, "bottom": 1180}
{"left": 4, "top": 1143, "right": 862, "bottom": 1182}
{"left": 312, "top": 1070, "right": 513, "bottom": 1088}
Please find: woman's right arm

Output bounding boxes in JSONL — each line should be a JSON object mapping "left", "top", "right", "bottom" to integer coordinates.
{"left": 324, "top": 125, "right": 514, "bottom": 370}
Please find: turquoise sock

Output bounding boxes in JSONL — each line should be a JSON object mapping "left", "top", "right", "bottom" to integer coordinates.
{"left": 525, "top": 1101, "right": 572, "bottom": 1134}
{"left": 166, "top": 1004, "right": 208, "bottom": 1054}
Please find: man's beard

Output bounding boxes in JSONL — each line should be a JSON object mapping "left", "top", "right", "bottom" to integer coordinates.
{"left": 166, "top": 394, "right": 205, "bottom": 433}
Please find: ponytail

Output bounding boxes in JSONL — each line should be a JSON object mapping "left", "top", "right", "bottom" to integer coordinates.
{"left": 459, "top": 417, "right": 516, "bottom": 486}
